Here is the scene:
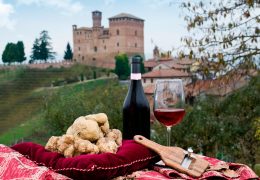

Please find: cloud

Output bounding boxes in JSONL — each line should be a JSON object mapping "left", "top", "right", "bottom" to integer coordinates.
{"left": 17, "top": 0, "right": 83, "bottom": 15}
{"left": 0, "top": 0, "right": 15, "bottom": 29}
{"left": 141, "top": 0, "right": 176, "bottom": 8}
{"left": 104, "top": 0, "right": 116, "bottom": 6}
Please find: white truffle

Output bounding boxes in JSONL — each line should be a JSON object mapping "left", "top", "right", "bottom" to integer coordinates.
{"left": 96, "top": 137, "right": 118, "bottom": 154}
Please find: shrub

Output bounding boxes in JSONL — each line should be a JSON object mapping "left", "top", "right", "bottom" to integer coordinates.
{"left": 254, "top": 164, "right": 260, "bottom": 176}
{"left": 43, "top": 79, "right": 127, "bottom": 136}
{"left": 65, "top": 76, "right": 79, "bottom": 84}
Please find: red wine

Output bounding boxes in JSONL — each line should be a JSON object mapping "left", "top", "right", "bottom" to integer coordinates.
{"left": 123, "top": 55, "right": 150, "bottom": 140}
{"left": 154, "top": 108, "right": 185, "bottom": 126}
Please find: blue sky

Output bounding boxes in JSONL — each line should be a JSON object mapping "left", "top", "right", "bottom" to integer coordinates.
{"left": 0, "top": 0, "right": 187, "bottom": 62}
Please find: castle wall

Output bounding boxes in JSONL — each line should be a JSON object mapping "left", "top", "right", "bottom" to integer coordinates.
{"left": 73, "top": 12, "right": 144, "bottom": 69}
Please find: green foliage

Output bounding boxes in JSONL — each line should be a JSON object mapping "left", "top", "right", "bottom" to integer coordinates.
{"left": 39, "top": 30, "right": 56, "bottom": 61}
{"left": 93, "top": 70, "right": 97, "bottom": 79}
{"left": 134, "top": 54, "right": 145, "bottom": 74}
{"left": 1, "top": 41, "right": 26, "bottom": 64}
{"left": 2, "top": 43, "right": 13, "bottom": 64}
{"left": 114, "top": 53, "right": 130, "bottom": 80}
{"left": 0, "top": 113, "right": 45, "bottom": 146}
{"left": 30, "top": 38, "right": 41, "bottom": 62}
{"left": 0, "top": 65, "right": 109, "bottom": 137}
{"left": 16, "top": 41, "right": 26, "bottom": 63}
{"left": 255, "top": 117, "right": 260, "bottom": 141}
{"left": 64, "top": 42, "right": 73, "bottom": 60}
{"left": 153, "top": 74, "right": 260, "bottom": 166}
{"left": 30, "top": 30, "right": 56, "bottom": 62}
{"left": 43, "top": 79, "right": 127, "bottom": 136}
{"left": 254, "top": 164, "right": 260, "bottom": 176}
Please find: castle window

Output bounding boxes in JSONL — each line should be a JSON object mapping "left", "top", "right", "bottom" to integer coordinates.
{"left": 135, "top": 30, "right": 137, "bottom": 36}
{"left": 143, "top": 79, "right": 146, "bottom": 83}
{"left": 78, "top": 47, "right": 80, "bottom": 51}
{"left": 80, "top": 31, "right": 81, "bottom": 35}
{"left": 151, "top": 78, "right": 154, "bottom": 83}
{"left": 77, "top": 32, "right": 79, "bottom": 35}
{"left": 94, "top": 46, "right": 97, "bottom": 52}
{"left": 117, "top": 42, "right": 119, "bottom": 47}
{"left": 135, "top": 43, "right": 137, "bottom": 48}
{"left": 93, "top": 58, "right": 96, "bottom": 61}
{"left": 104, "top": 45, "right": 106, "bottom": 50}
{"left": 82, "top": 56, "right": 84, "bottom": 60}
{"left": 103, "top": 40, "right": 105, "bottom": 43}
{"left": 116, "top": 29, "right": 120, "bottom": 35}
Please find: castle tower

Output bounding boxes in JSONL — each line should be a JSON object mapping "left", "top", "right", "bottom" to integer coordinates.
{"left": 109, "top": 13, "right": 144, "bottom": 59}
{"left": 92, "top": 11, "right": 102, "bottom": 27}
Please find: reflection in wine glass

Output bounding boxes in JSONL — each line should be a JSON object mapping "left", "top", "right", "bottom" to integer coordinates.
{"left": 153, "top": 79, "right": 185, "bottom": 146}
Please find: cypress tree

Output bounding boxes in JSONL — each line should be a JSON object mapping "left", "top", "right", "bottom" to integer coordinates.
{"left": 64, "top": 42, "right": 73, "bottom": 61}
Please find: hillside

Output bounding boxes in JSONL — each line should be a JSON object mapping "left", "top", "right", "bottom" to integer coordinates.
{"left": 0, "top": 65, "right": 112, "bottom": 140}
{"left": 0, "top": 66, "right": 259, "bottom": 172}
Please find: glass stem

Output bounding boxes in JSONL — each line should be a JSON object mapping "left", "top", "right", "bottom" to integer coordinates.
{"left": 166, "top": 126, "right": 171, "bottom": 146}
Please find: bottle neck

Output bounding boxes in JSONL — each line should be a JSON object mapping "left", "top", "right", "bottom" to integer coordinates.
{"left": 131, "top": 63, "right": 141, "bottom": 80}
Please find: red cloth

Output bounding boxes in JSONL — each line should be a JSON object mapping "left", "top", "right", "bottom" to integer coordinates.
{"left": 0, "top": 144, "right": 70, "bottom": 180}
{"left": 126, "top": 156, "right": 259, "bottom": 180}
{"left": 12, "top": 140, "right": 159, "bottom": 180}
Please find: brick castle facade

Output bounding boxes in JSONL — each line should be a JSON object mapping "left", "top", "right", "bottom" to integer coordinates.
{"left": 72, "top": 11, "right": 144, "bottom": 68}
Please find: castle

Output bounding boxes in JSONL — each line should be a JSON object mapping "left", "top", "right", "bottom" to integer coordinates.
{"left": 72, "top": 11, "right": 144, "bottom": 69}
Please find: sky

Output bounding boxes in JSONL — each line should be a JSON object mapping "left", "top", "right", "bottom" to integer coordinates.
{"left": 0, "top": 0, "right": 188, "bottom": 62}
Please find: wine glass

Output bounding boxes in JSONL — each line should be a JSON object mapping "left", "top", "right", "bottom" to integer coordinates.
{"left": 153, "top": 79, "right": 185, "bottom": 146}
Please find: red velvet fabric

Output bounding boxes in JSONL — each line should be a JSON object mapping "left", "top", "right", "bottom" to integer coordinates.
{"left": 12, "top": 140, "right": 159, "bottom": 180}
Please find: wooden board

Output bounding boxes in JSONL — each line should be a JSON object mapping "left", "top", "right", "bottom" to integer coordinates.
{"left": 134, "top": 135, "right": 209, "bottom": 178}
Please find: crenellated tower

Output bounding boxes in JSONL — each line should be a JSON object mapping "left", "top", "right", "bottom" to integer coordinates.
{"left": 92, "top": 11, "right": 102, "bottom": 27}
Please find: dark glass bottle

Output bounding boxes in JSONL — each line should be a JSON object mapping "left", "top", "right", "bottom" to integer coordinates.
{"left": 122, "top": 55, "right": 150, "bottom": 140}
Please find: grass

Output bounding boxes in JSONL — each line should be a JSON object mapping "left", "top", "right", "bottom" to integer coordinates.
{"left": 254, "top": 164, "right": 260, "bottom": 176}
{"left": 0, "top": 65, "right": 108, "bottom": 137}
{"left": 0, "top": 112, "right": 45, "bottom": 146}
{"left": 0, "top": 76, "right": 118, "bottom": 146}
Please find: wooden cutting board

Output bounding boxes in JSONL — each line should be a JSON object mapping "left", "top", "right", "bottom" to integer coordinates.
{"left": 134, "top": 135, "right": 209, "bottom": 178}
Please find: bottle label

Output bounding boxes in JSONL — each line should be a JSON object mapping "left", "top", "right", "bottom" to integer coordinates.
{"left": 131, "top": 73, "right": 141, "bottom": 80}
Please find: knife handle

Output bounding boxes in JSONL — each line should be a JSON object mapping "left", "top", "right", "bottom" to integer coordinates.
{"left": 134, "top": 135, "right": 164, "bottom": 154}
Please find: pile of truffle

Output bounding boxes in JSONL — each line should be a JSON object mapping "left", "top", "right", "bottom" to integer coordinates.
{"left": 45, "top": 113, "right": 122, "bottom": 157}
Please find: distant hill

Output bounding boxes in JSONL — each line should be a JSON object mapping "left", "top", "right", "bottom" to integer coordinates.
{"left": 0, "top": 64, "right": 112, "bottom": 137}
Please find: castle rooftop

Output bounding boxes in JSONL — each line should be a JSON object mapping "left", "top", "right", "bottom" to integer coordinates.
{"left": 109, "top": 13, "right": 144, "bottom": 21}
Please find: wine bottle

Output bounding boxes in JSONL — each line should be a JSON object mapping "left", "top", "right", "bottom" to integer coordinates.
{"left": 122, "top": 55, "right": 150, "bottom": 140}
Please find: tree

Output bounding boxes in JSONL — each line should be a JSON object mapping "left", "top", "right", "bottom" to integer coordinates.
{"left": 114, "top": 53, "right": 130, "bottom": 80}
{"left": 39, "top": 40, "right": 49, "bottom": 61}
{"left": 16, "top": 41, "right": 26, "bottom": 64}
{"left": 30, "top": 30, "right": 56, "bottom": 62}
{"left": 30, "top": 38, "right": 41, "bottom": 62}
{"left": 64, "top": 42, "right": 73, "bottom": 61}
{"left": 2, "top": 41, "right": 26, "bottom": 65}
{"left": 139, "top": 55, "right": 145, "bottom": 74}
{"left": 181, "top": 0, "right": 260, "bottom": 74}
{"left": 2, "top": 43, "right": 11, "bottom": 64}
{"left": 1, "top": 43, "right": 19, "bottom": 65}
{"left": 39, "top": 30, "right": 56, "bottom": 61}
